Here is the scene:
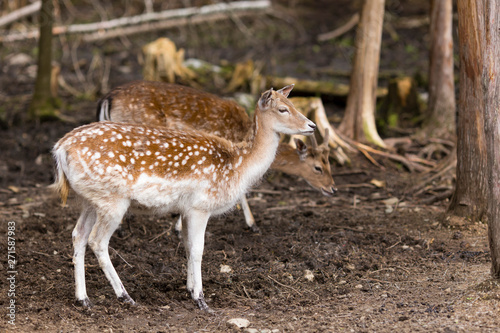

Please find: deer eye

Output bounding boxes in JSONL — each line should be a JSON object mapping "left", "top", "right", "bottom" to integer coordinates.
{"left": 314, "top": 166, "right": 323, "bottom": 174}
{"left": 278, "top": 107, "right": 289, "bottom": 113}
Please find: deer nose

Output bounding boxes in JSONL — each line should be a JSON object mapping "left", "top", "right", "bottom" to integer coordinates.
{"left": 308, "top": 122, "right": 316, "bottom": 130}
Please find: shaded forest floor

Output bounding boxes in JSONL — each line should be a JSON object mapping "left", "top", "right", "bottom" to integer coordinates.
{"left": 1, "top": 0, "right": 500, "bottom": 332}
{"left": 1, "top": 121, "right": 499, "bottom": 332}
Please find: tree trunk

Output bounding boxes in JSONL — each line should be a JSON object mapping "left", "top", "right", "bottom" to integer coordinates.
{"left": 448, "top": 0, "right": 492, "bottom": 221}
{"left": 478, "top": 2, "right": 500, "bottom": 278}
{"left": 338, "top": 0, "right": 386, "bottom": 148}
{"left": 451, "top": 0, "right": 500, "bottom": 277}
{"left": 28, "top": 0, "right": 57, "bottom": 120}
{"left": 421, "top": 0, "right": 456, "bottom": 140}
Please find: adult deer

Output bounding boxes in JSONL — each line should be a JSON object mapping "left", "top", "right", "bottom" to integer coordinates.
{"left": 53, "top": 85, "right": 316, "bottom": 310}
{"left": 97, "top": 80, "right": 336, "bottom": 231}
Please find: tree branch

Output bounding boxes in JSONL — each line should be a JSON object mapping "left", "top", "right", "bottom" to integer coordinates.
{"left": 0, "top": 1, "right": 41, "bottom": 28}
{"left": 317, "top": 13, "right": 360, "bottom": 42}
{"left": 0, "top": 0, "right": 271, "bottom": 42}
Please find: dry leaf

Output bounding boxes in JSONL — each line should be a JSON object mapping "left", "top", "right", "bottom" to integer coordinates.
{"left": 370, "top": 179, "right": 386, "bottom": 188}
{"left": 8, "top": 186, "right": 19, "bottom": 193}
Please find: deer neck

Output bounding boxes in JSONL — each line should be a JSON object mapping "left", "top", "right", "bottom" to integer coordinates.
{"left": 271, "top": 144, "right": 302, "bottom": 176}
{"left": 234, "top": 109, "right": 280, "bottom": 189}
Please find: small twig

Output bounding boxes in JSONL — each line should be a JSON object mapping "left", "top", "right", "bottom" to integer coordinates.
{"left": 336, "top": 183, "right": 375, "bottom": 189}
{"left": 228, "top": 9, "right": 254, "bottom": 40}
{"left": 412, "top": 157, "right": 456, "bottom": 195}
{"left": 358, "top": 146, "right": 385, "bottom": 170}
{"left": 420, "top": 189, "right": 454, "bottom": 205}
{"left": 392, "top": 266, "right": 411, "bottom": 275}
{"left": 367, "top": 267, "right": 395, "bottom": 275}
{"left": 110, "top": 247, "right": 134, "bottom": 268}
{"left": 70, "top": 39, "right": 91, "bottom": 94}
{"left": 149, "top": 229, "right": 169, "bottom": 243}
{"left": 386, "top": 236, "right": 402, "bottom": 249}
{"left": 267, "top": 275, "right": 303, "bottom": 296}
{"left": 174, "top": 241, "right": 182, "bottom": 257}
{"left": 31, "top": 250, "right": 51, "bottom": 257}
{"left": 101, "top": 56, "right": 111, "bottom": 93}
{"left": 242, "top": 285, "right": 252, "bottom": 299}
{"left": 405, "top": 154, "right": 437, "bottom": 167}
{"left": 392, "top": 15, "right": 430, "bottom": 29}
{"left": 58, "top": 75, "right": 82, "bottom": 97}
{"left": 360, "top": 277, "right": 391, "bottom": 284}
{"left": 428, "top": 137, "right": 455, "bottom": 147}
{"left": 266, "top": 205, "right": 296, "bottom": 212}
{"left": 250, "top": 189, "right": 282, "bottom": 195}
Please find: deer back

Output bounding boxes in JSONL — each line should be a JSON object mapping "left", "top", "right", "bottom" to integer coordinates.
{"left": 53, "top": 122, "right": 245, "bottom": 213}
{"left": 97, "top": 81, "right": 251, "bottom": 142}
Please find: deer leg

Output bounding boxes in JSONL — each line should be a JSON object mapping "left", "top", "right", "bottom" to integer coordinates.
{"left": 87, "top": 200, "right": 135, "bottom": 305}
{"left": 174, "top": 216, "right": 183, "bottom": 238}
{"left": 72, "top": 201, "right": 97, "bottom": 307}
{"left": 181, "top": 209, "right": 211, "bottom": 311}
{"left": 240, "top": 196, "right": 259, "bottom": 233}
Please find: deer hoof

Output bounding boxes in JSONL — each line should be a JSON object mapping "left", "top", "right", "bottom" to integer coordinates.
{"left": 195, "top": 293, "right": 214, "bottom": 313}
{"left": 75, "top": 297, "right": 93, "bottom": 308}
{"left": 250, "top": 224, "right": 261, "bottom": 234}
{"left": 118, "top": 293, "right": 136, "bottom": 306}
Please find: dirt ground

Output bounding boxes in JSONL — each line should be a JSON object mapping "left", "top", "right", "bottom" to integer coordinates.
{"left": 1, "top": 122, "right": 499, "bottom": 332}
{"left": 2, "top": 1, "right": 500, "bottom": 332}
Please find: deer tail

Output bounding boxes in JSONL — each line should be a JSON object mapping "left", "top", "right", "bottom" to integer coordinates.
{"left": 51, "top": 146, "right": 70, "bottom": 206}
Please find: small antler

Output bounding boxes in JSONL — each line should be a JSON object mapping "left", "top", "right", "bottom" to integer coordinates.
{"left": 322, "top": 128, "right": 330, "bottom": 147}
{"left": 309, "top": 133, "right": 318, "bottom": 149}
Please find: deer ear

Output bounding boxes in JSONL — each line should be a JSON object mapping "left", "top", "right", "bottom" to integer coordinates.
{"left": 277, "top": 84, "right": 294, "bottom": 98}
{"left": 294, "top": 138, "right": 308, "bottom": 161}
{"left": 258, "top": 88, "right": 274, "bottom": 110}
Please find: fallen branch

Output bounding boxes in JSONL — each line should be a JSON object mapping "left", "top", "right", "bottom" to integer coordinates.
{"left": 84, "top": 9, "right": 270, "bottom": 43}
{"left": 0, "top": 0, "right": 271, "bottom": 42}
{"left": 410, "top": 149, "right": 457, "bottom": 195}
{"left": 265, "top": 76, "right": 388, "bottom": 98}
{"left": 317, "top": 13, "right": 359, "bottom": 42}
{"left": 357, "top": 142, "right": 431, "bottom": 172}
{"left": 419, "top": 188, "right": 454, "bottom": 205}
{"left": 0, "top": 1, "right": 41, "bottom": 28}
{"left": 336, "top": 131, "right": 433, "bottom": 172}
{"left": 392, "top": 15, "right": 430, "bottom": 29}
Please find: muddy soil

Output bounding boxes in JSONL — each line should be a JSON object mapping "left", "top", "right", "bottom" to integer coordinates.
{"left": 1, "top": 1, "right": 500, "bottom": 332}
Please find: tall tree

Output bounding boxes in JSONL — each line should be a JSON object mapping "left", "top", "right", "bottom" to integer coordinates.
{"left": 480, "top": 2, "right": 500, "bottom": 277}
{"left": 338, "top": 0, "right": 386, "bottom": 147}
{"left": 451, "top": 0, "right": 500, "bottom": 275}
{"left": 448, "top": 0, "right": 491, "bottom": 221}
{"left": 28, "top": 0, "right": 58, "bottom": 120}
{"left": 421, "top": 0, "right": 456, "bottom": 140}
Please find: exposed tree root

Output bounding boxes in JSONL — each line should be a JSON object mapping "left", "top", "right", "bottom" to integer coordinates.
{"left": 409, "top": 148, "right": 456, "bottom": 196}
